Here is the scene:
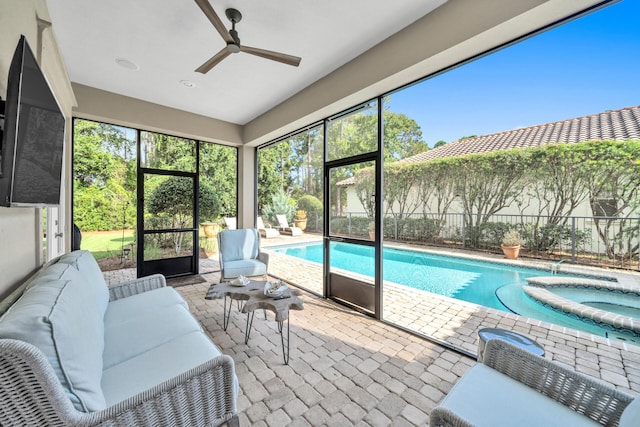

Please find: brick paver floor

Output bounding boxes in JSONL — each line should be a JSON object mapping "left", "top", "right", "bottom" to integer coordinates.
{"left": 180, "top": 279, "right": 476, "bottom": 426}
{"left": 103, "top": 239, "right": 640, "bottom": 426}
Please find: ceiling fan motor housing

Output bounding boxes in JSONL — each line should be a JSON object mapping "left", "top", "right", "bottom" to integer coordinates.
{"left": 229, "top": 29, "right": 241, "bottom": 49}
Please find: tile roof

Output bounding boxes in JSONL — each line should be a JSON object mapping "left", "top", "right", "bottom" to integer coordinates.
{"left": 402, "top": 105, "right": 640, "bottom": 164}
{"left": 336, "top": 105, "right": 640, "bottom": 186}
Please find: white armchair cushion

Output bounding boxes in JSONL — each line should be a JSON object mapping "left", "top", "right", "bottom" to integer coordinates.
{"left": 219, "top": 229, "right": 260, "bottom": 261}
{"left": 437, "top": 363, "right": 602, "bottom": 427}
{"left": 223, "top": 259, "right": 267, "bottom": 278}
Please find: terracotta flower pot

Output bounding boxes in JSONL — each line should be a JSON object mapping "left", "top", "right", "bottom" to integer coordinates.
{"left": 201, "top": 222, "right": 220, "bottom": 238}
{"left": 293, "top": 219, "right": 307, "bottom": 231}
{"left": 500, "top": 244, "right": 521, "bottom": 260}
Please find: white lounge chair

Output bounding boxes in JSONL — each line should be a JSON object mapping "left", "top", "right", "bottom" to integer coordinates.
{"left": 275, "top": 214, "right": 303, "bottom": 236}
{"left": 257, "top": 216, "right": 280, "bottom": 238}
{"left": 224, "top": 217, "right": 237, "bottom": 230}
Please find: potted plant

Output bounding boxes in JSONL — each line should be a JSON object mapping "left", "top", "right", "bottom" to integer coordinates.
{"left": 200, "top": 219, "right": 221, "bottom": 239}
{"left": 501, "top": 229, "right": 522, "bottom": 259}
{"left": 293, "top": 210, "right": 307, "bottom": 231}
{"left": 368, "top": 221, "right": 376, "bottom": 240}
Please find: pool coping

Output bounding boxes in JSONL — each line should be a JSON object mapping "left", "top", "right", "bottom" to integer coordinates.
{"left": 524, "top": 276, "right": 640, "bottom": 335}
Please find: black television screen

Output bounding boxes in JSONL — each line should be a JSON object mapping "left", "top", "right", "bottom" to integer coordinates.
{"left": 0, "top": 35, "right": 65, "bottom": 207}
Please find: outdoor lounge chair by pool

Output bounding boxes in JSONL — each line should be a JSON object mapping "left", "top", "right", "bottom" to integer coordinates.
{"left": 257, "top": 216, "right": 280, "bottom": 238}
{"left": 224, "top": 217, "right": 237, "bottom": 230}
{"left": 275, "top": 214, "right": 303, "bottom": 236}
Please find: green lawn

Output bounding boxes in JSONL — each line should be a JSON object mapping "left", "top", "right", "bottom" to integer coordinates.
{"left": 81, "top": 229, "right": 135, "bottom": 260}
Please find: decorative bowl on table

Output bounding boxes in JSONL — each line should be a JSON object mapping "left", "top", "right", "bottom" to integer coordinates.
{"left": 230, "top": 275, "right": 250, "bottom": 287}
{"left": 264, "top": 281, "right": 288, "bottom": 298}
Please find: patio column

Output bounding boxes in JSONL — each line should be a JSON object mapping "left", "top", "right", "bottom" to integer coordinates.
{"left": 237, "top": 145, "right": 256, "bottom": 229}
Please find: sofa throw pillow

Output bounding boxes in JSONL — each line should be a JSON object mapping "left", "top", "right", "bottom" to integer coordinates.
{"left": 0, "top": 263, "right": 107, "bottom": 412}
{"left": 58, "top": 250, "right": 109, "bottom": 314}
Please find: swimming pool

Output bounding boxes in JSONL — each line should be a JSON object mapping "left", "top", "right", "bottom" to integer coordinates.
{"left": 270, "top": 242, "right": 638, "bottom": 341}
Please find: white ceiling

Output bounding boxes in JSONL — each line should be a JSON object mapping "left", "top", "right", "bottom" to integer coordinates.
{"left": 46, "top": 0, "right": 447, "bottom": 125}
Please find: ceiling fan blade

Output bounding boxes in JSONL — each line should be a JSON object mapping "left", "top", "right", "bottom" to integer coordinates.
{"left": 195, "top": 48, "right": 231, "bottom": 73}
{"left": 194, "top": 0, "right": 233, "bottom": 44}
{"left": 240, "top": 45, "right": 301, "bottom": 67}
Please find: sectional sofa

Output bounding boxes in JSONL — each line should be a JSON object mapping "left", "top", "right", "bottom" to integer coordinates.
{"left": 0, "top": 250, "right": 238, "bottom": 426}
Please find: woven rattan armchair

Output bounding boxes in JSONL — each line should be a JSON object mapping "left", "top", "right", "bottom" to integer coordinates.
{"left": 430, "top": 339, "right": 635, "bottom": 427}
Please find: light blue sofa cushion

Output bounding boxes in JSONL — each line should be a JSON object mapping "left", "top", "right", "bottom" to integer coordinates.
{"left": 219, "top": 229, "right": 259, "bottom": 262}
{"left": 437, "top": 363, "right": 601, "bottom": 427}
{"left": 223, "top": 259, "right": 267, "bottom": 278}
{"left": 57, "top": 250, "right": 109, "bottom": 315}
{"left": 103, "top": 302, "right": 202, "bottom": 369}
{"left": 620, "top": 396, "right": 640, "bottom": 427}
{"left": 101, "top": 331, "right": 226, "bottom": 406}
{"left": 105, "top": 286, "right": 188, "bottom": 317}
{"left": 0, "top": 263, "right": 107, "bottom": 412}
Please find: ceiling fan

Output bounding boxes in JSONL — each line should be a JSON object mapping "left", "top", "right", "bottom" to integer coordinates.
{"left": 194, "top": 0, "right": 302, "bottom": 73}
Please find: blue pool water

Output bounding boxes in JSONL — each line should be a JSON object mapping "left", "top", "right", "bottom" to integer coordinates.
{"left": 270, "top": 242, "right": 638, "bottom": 341}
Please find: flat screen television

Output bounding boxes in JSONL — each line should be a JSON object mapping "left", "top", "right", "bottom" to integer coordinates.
{"left": 0, "top": 35, "right": 65, "bottom": 207}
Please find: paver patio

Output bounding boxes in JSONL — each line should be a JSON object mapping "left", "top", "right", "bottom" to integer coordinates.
{"left": 104, "top": 243, "right": 640, "bottom": 425}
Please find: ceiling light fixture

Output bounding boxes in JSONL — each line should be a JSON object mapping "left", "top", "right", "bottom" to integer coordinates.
{"left": 115, "top": 58, "right": 139, "bottom": 71}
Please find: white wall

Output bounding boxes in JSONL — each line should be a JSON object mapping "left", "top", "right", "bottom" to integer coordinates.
{"left": 0, "top": 0, "right": 76, "bottom": 298}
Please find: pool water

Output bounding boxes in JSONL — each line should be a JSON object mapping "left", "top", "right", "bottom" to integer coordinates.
{"left": 274, "top": 242, "right": 572, "bottom": 310}
{"left": 586, "top": 302, "right": 640, "bottom": 318}
{"left": 271, "top": 242, "right": 638, "bottom": 341}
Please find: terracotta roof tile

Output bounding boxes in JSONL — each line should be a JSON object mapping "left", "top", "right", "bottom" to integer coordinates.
{"left": 402, "top": 105, "right": 640, "bottom": 163}
{"left": 336, "top": 106, "right": 640, "bottom": 186}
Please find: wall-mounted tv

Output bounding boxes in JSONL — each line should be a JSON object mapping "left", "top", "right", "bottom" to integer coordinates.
{"left": 0, "top": 35, "right": 65, "bottom": 207}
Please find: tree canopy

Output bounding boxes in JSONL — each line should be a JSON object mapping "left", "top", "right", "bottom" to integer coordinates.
{"left": 73, "top": 120, "right": 136, "bottom": 231}
{"left": 257, "top": 107, "right": 429, "bottom": 216}
{"left": 73, "top": 119, "right": 237, "bottom": 232}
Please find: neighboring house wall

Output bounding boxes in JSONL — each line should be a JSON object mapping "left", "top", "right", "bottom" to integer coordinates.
{"left": 344, "top": 191, "right": 600, "bottom": 218}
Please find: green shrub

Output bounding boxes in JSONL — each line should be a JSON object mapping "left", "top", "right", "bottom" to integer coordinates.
{"left": 73, "top": 183, "right": 135, "bottom": 231}
{"left": 459, "top": 222, "right": 511, "bottom": 248}
{"left": 330, "top": 216, "right": 370, "bottom": 238}
{"left": 328, "top": 216, "right": 442, "bottom": 241}
{"left": 296, "top": 195, "right": 323, "bottom": 214}
{"left": 384, "top": 216, "right": 443, "bottom": 242}
{"left": 520, "top": 223, "right": 591, "bottom": 252}
{"left": 147, "top": 177, "right": 219, "bottom": 222}
{"left": 262, "top": 189, "right": 295, "bottom": 224}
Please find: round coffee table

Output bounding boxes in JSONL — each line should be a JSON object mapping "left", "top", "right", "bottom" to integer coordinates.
{"left": 205, "top": 280, "right": 304, "bottom": 364}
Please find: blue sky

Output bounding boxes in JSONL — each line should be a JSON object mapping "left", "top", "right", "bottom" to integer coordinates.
{"left": 388, "top": 0, "right": 640, "bottom": 147}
